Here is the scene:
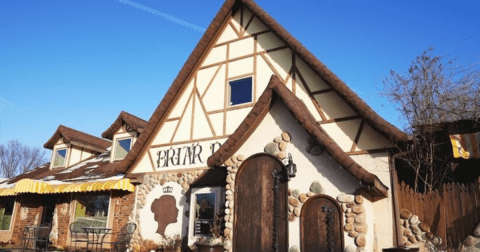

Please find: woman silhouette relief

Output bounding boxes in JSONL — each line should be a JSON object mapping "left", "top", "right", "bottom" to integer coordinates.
{"left": 151, "top": 195, "right": 179, "bottom": 237}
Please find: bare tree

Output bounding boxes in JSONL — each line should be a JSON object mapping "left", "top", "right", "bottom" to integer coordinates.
{"left": 381, "top": 47, "right": 480, "bottom": 192}
{"left": 0, "top": 140, "right": 48, "bottom": 178}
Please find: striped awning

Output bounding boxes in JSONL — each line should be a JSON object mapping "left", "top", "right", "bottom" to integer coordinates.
{"left": 0, "top": 188, "right": 16, "bottom": 196}
{"left": 14, "top": 179, "right": 53, "bottom": 194}
{"left": 450, "top": 133, "right": 480, "bottom": 159}
{"left": 0, "top": 178, "right": 134, "bottom": 196}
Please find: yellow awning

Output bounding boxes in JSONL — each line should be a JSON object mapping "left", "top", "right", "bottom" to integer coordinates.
{"left": 0, "top": 178, "right": 134, "bottom": 196}
{"left": 14, "top": 179, "right": 53, "bottom": 194}
{"left": 0, "top": 188, "right": 16, "bottom": 196}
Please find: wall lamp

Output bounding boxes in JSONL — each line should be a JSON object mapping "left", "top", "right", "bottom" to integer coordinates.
{"left": 285, "top": 153, "right": 297, "bottom": 180}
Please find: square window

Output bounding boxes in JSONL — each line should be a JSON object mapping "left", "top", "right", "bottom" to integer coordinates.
{"left": 53, "top": 148, "right": 67, "bottom": 167}
{"left": 229, "top": 77, "right": 252, "bottom": 106}
{"left": 74, "top": 193, "right": 110, "bottom": 229}
{"left": 114, "top": 138, "right": 132, "bottom": 160}
{"left": 0, "top": 197, "right": 14, "bottom": 230}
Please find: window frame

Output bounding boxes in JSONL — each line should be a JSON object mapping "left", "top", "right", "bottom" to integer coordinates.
{"left": 228, "top": 76, "right": 253, "bottom": 107}
{"left": 113, "top": 136, "right": 133, "bottom": 161}
{"left": 0, "top": 196, "right": 16, "bottom": 231}
{"left": 188, "top": 187, "right": 223, "bottom": 244}
{"left": 52, "top": 147, "right": 68, "bottom": 168}
{"left": 72, "top": 192, "right": 112, "bottom": 229}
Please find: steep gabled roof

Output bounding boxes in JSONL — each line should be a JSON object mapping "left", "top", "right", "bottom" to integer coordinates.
{"left": 102, "top": 111, "right": 147, "bottom": 140}
{"left": 208, "top": 75, "right": 388, "bottom": 197}
{"left": 118, "top": 0, "right": 407, "bottom": 174}
{"left": 44, "top": 125, "right": 111, "bottom": 152}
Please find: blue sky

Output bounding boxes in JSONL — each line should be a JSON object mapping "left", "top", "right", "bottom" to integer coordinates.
{"left": 1, "top": 0, "right": 479, "bottom": 157}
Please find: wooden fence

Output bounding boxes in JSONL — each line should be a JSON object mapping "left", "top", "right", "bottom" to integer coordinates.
{"left": 396, "top": 178, "right": 480, "bottom": 247}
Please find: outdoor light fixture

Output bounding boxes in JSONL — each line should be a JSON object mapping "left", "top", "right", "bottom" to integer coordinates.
{"left": 286, "top": 153, "right": 297, "bottom": 180}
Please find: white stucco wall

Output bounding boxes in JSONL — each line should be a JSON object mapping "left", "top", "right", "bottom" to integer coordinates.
{"left": 234, "top": 101, "right": 394, "bottom": 250}
{"left": 351, "top": 153, "right": 395, "bottom": 249}
{"left": 69, "top": 146, "right": 82, "bottom": 166}
{"left": 139, "top": 182, "right": 189, "bottom": 243}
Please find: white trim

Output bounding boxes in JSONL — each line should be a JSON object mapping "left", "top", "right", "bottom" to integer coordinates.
{"left": 0, "top": 195, "right": 17, "bottom": 232}
{"left": 72, "top": 192, "right": 111, "bottom": 228}
{"left": 110, "top": 130, "right": 137, "bottom": 163}
{"left": 187, "top": 186, "right": 224, "bottom": 246}
{"left": 52, "top": 147, "right": 69, "bottom": 168}
{"left": 107, "top": 191, "right": 112, "bottom": 228}
{"left": 228, "top": 76, "right": 254, "bottom": 107}
{"left": 113, "top": 136, "right": 133, "bottom": 161}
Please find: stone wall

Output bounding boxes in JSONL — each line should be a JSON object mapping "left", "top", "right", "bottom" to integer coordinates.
{"left": 398, "top": 209, "right": 441, "bottom": 247}
{"left": 339, "top": 193, "right": 368, "bottom": 252}
{"left": 459, "top": 222, "right": 480, "bottom": 251}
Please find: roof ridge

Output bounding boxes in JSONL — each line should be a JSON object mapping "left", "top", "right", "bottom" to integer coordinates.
{"left": 44, "top": 124, "right": 111, "bottom": 151}
{"left": 118, "top": 0, "right": 407, "bottom": 174}
{"left": 117, "top": 0, "right": 237, "bottom": 173}
{"left": 58, "top": 124, "right": 106, "bottom": 141}
{"left": 239, "top": 0, "right": 408, "bottom": 143}
{"left": 120, "top": 111, "right": 147, "bottom": 123}
{"left": 102, "top": 111, "right": 147, "bottom": 140}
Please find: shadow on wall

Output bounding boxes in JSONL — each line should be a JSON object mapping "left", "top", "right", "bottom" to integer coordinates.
{"left": 269, "top": 100, "right": 359, "bottom": 194}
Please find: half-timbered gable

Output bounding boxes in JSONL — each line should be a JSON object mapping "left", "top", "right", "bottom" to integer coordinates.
{"left": 44, "top": 125, "right": 111, "bottom": 169}
{"left": 115, "top": 0, "right": 408, "bottom": 251}
{"left": 102, "top": 111, "right": 147, "bottom": 162}
{"left": 123, "top": 0, "right": 406, "bottom": 176}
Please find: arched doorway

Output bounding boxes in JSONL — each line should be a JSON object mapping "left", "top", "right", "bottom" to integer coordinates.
{"left": 233, "top": 153, "right": 288, "bottom": 252}
{"left": 300, "top": 195, "right": 343, "bottom": 252}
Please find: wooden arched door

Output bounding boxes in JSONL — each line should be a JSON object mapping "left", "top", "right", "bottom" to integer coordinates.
{"left": 301, "top": 195, "right": 343, "bottom": 252}
{"left": 233, "top": 154, "right": 288, "bottom": 252}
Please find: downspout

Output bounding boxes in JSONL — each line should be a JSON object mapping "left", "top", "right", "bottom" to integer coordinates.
{"left": 389, "top": 151, "right": 408, "bottom": 247}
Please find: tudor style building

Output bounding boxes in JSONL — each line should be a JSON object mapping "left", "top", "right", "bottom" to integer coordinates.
{"left": 115, "top": 0, "right": 408, "bottom": 251}
{"left": 0, "top": 112, "right": 145, "bottom": 248}
{"left": 1, "top": 0, "right": 410, "bottom": 251}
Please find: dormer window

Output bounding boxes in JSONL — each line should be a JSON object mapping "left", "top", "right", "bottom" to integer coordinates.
{"left": 53, "top": 148, "right": 67, "bottom": 168}
{"left": 114, "top": 138, "right": 132, "bottom": 160}
{"left": 229, "top": 77, "right": 253, "bottom": 106}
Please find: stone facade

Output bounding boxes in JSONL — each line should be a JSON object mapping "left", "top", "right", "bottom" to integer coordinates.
{"left": 398, "top": 209, "right": 441, "bottom": 247}
{"left": 338, "top": 193, "right": 368, "bottom": 251}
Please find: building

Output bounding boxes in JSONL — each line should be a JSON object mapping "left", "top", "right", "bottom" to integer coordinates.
{"left": 0, "top": 0, "right": 410, "bottom": 251}
{"left": 0, "top": 112, "right": 145, "bottom": 248}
